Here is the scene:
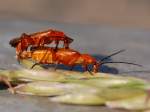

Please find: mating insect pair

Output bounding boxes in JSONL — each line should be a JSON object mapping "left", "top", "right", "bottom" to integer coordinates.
{"left": 9, "top": 29, "right": 73, "bottom": 61}
{"left": 10, "top": 29, "right": 142, "bottom": 74}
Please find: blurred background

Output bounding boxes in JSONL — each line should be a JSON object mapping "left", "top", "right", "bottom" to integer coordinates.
{"left": 0, "top": 0, "right": 149, "bottom": 69}
{"left": 0, "top": 0, "right": 150, "bottom": 72}
{"left": 0, "top": 1, "right": 150, "bottom": 112}
{"left": 1, "top": 0, "right": 150, "bottom": 28}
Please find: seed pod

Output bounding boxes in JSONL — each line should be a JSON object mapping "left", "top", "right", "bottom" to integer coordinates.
{"left": 106, "top": 94, "right": 150, "bottom": 110}
{"left": 14, "top": 81, "right": 97, "bottom": 96}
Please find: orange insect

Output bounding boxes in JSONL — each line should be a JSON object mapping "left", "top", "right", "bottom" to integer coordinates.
{"left": 20, "top": 48, "right": 141, "bottom": 74}
{"left": 9, "top": 29, "right": 73, "bottom": 59}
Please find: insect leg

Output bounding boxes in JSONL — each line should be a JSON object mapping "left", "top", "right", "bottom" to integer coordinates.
{"left": 54, "top": 61, "right": 60, "bottom": 71}
{"left": 82, "top": 64, "right": 93, "bottom": 75}
{"left": 87, "top": 67, "right": 93, "bottom": 75}
{"left": 55, "top": 40, "right": 59, "bottom": 51}
{"left": 30, "top": 63, "right": 41, "bottom": 69}
{"left": 54, "top": 63, "right": 58, "bottom": 71}
{"left": 88, "top": 70, "right": 93, "bottom": 75}
{"left": 70, "top": 65, "right": 75, "bottom": 71}
{"left": 32, "top": 49, "right": 49, "bottom": 69}
{"left": 64, "top": 40, "right": 69, "bottom": 49}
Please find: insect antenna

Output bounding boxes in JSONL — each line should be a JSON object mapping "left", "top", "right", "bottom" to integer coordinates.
{"left": 100, "top": 61, "right": 142, "bottom": 67}
{"left": 100, "top": 49, "right": 125, "bottom": 61}
{"left": 96, "top": 49, "right": 142, "bottom": 68}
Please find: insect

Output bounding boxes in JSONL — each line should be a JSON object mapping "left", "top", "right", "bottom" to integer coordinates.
{"left": 9, "top": 29, "right": 73, "bottom": 60}
{"left": 19, "top": 48, "right": 142, "bottom": 74}
{"left": 0, "top": 76, "right": 15, "bottom": 94}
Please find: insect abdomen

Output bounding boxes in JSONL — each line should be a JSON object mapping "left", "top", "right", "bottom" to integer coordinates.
{"left": 32, "top": 50, "right": 54, "bottom": 64}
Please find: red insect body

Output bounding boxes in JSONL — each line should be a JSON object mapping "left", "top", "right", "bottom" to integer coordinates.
{"left": 9, "top": 29, "right": 73, "bottom": 56}
{"left": 20, "top": 48, "right": 141, "bottom": 73}
{"left": 20, "top": 48, "right": 99, "bottom": 73}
